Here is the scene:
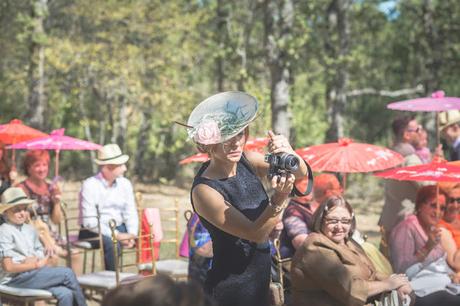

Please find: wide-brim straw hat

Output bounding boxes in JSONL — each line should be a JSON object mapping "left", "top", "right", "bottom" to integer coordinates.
{"left": 186, "top": 91, "right": 259, "bottom": 145}
{"left": 439, "top": 110, "right": 460, "bottom": 131}
{"left": 95, "top": 144, "right": 129, "bottom": 165}
{"left": 0, "top": 187, "right": 35, "bottom": 214}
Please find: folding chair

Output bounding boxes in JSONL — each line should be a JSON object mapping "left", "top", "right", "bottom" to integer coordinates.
{"left": 75, "top": 219, "right": 156, "bottom": 303}
{"left": 137, "top": 196, "right": 188, "bottom": 280}
{"left": 62, "top": 203, "right": 104, "bottom": 274}
{"left": 272, "top": 238, "right": 292, "bottom": 298}
{"left": 0, "top": 285, "right": 55, "bottom": 306}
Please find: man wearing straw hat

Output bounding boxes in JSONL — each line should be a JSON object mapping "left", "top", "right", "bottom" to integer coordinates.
{"left": 0, "top": 187, "right": 87, "bottom": 306}
{"left": 78, "top": 144, "right": 138, "bottom": 271}
{"left": 439, "top": 110, "right": 460, "bottom": 161}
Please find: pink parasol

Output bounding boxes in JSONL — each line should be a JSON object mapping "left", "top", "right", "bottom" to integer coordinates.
{"left": 179, "top": 137, "right": 270, "bottom": 165}
{"left": 8, "top": 128, "right": 102, "bottom": 176}
{"left": 387, "top": 90, "right": 460, "bottom": 112}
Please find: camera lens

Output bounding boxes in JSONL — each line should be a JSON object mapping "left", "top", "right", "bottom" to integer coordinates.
{"left": 284, "top": 154, "right": 299, "bottom": 171}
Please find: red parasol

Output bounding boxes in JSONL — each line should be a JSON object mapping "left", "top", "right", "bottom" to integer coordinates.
{"left": 374, "top": 159, "right": 460, "bottom": 182}
{"left": 179, "top": 137, "right": 269, "bottom": 165}
{"left": 0, "top": 119, "right": 48, "bottom": 164}
{"left": 295, "top": 138, "right": 404, "bottom": 173}
{"left": 179, "top": 153, "right": 209, "bottom": 165}
{"left": 8, "top": 128, "right": 102, "bottom": 176}
{"left": 0, "top": 119, "right": 48, "bottom": 144}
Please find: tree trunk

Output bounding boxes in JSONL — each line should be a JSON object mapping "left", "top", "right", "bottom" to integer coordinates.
{"left": 26, "top": 0, "right": 48, "bottom": 130}
{"left": 134, "top": 104, "right": 153, "bottom": 181}
{"left": 324, "top": 0, "right": 350, "bottom": 142}
{"left": 215, "top": 0, "right": 228, "bottom": 91}
{"left": 264, "top": 0, "right": 294, "bottom": 139}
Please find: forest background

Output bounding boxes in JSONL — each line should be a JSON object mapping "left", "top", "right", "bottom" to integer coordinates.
{"left": 1, "top": 0, "right": 459, "bottom": 190}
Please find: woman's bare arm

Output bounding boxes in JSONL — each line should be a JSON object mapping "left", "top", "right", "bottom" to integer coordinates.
{"left": 192, "top": 182, "right": 292, "bottom": 244}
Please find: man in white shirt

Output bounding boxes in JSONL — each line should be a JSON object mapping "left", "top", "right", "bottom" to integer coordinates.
{"left": 78, "top": 144, "right": 138, "bottom": 271}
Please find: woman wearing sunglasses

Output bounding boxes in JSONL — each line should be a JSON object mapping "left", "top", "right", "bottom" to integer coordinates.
{"left": 438, "top": 183, "right": 460, "bottom": 273}
{"left": 390, "top": 185, "right": 460, "bottom": 305}
{"left": 291, "top": 196, "right": 413, "bottom": 306}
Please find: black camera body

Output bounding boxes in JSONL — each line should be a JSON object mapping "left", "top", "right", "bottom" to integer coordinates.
{"left": 265, "top": 153, "right": 299, "bottom": 179}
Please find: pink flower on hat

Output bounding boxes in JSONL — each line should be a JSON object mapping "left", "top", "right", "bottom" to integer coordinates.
{"left": 193, "top": 119, "right": 222, "bottom": 145}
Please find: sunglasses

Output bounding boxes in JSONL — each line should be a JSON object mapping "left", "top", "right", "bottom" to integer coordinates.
{"left": 406, "top": 125, "right": 422, "bottom": 133}
{"left": 428, "top": 203, "right": 446, "bottom": 211}
{"left": 324, "top": 217, "right": 352, "bottom": 225}
{"left": 448, "top": 198, "right": 460, "bottom": 204}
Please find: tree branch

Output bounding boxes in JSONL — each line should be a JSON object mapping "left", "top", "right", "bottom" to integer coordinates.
{"left": 346, "top": 84, "right": 425, "bottom": 97}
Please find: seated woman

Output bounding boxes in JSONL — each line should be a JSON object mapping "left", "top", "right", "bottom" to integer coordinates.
{"left": 390, "top": 185, "right": 460, "bottom": 305}
{"left": 0, "top": 187, "right": 87, "bottom": 306}
{"left": 17, "top": 150, "right": 81, "bottom": 272}
{"left": 438, "top": 183, "right": 460, "bottom": 272}
{"left": 279, "top": 174, "right": 342, "bottom": 259}
{"left": 291, "top": 196, "right": 412, "bottom": 306}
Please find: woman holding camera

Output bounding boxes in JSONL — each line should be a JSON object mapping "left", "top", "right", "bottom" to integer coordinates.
{"left": 187, "top": 91, "right": 309, "bottom": 306}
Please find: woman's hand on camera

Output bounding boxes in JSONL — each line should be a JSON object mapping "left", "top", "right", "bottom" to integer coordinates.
{"left": 267, "top": 130, "right": 294, "bottom": 155}
{"left": 271, "top": 172, "right": 295, "bottom": 197}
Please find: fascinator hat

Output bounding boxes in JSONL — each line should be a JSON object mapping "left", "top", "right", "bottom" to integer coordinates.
{"left": 186, "top": 91, "right": 259, "bottom": 145}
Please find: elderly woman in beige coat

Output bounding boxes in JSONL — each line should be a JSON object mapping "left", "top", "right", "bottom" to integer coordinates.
{"left": 291, "top": 196, "right": 413, "bottom": 306}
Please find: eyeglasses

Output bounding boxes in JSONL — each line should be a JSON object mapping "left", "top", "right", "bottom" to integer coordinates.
{"left": 324, "top": 217, "right": 352, "bottom": 225}
{"left": 428, "top": 203, "right": 446, "bottom": 211}
{"left": 448, "top": 198, "right": 460, "bottom": 204}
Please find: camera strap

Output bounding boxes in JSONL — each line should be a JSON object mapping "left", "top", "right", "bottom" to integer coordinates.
{"left": 291, "top": 159, "right": 314, "bottom": 197}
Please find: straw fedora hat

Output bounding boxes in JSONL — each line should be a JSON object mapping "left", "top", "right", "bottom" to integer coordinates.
{"left": 95, "top": 144, "right": 129, "bottom": 165}
{"left": 0, "top": 187, "right": 35, "bottom": 214}
{"left": 439, "top": 110, "right": 460, "bottom": 131}
{"left": 186, "top": 91, "right": 259, "bottom": 145}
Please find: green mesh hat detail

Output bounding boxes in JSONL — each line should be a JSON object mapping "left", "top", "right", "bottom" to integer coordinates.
{"left": 187, "top": 91, "right": 259, "bottom": 145}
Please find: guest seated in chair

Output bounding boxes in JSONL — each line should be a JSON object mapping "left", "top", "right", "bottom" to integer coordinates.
{"left": 187, "top": 212, "right": 213, "bottom": 286}
{"left": 0, "top": 187, "right": 87, "bottom": 306}
{"left": 390, "top": 185, "right": 460, "bottom": 306}
{"left": 291, "top": 196, "right": 413, "bottom": 306}
{"left": 438, "top": 183, "right": 460, "bottom": 273}
{"left": 78, "top": 144, "right": 138, "bottom": 271}
{"left": 18, "top": 150, "right": 82, "bottom": 273}
{"left": 279, "top": 174, "right": 342, "bottom": 259}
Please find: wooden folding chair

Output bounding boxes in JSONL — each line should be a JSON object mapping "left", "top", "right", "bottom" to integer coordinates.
{"left": 137, "top": 195, "right": 188, "bottom": 280}
{"left": 272, "top": 238, "right": 292, "bottom": 294}
{"left": 75, "top": 219, "right": 156, "bottom": 303}
{"left": 62, "top": 203, "right": 105, "bottom": 274}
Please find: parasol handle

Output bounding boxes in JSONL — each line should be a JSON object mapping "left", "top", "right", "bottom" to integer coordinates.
{"left": 55, "top": 150, "right": 60, "bottom": 177}
{"left": 436, "top": 112, "right": 440, "bottom": 147}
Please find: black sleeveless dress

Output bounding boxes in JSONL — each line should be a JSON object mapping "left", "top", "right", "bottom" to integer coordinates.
{"left": 191, "top": 155, "right": 271, "bottom": 306}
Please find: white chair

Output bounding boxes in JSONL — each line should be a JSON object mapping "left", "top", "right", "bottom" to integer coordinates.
{"left": 137, "top": 196, "right": 188, "bottom": 280}
{"left": 0, "top": 285, "right": 55, "bottom": 306}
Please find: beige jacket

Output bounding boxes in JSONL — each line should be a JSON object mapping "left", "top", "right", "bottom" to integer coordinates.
{"left": 378, "top": 142, "right": 426, "bottom": 234}
{"left": 291, "top": 233, "right": 386, "bottom": 306}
